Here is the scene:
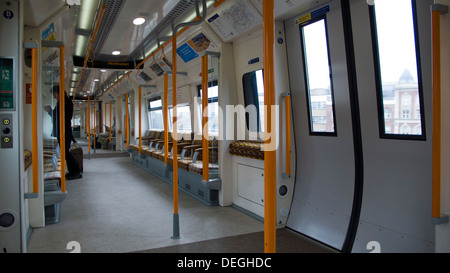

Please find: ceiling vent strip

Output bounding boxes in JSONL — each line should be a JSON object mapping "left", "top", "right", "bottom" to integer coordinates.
{"left": 91, "top": 0, "right": 127, "bottom": 57}
{"left": 128, "top": 0, "right": 196, "bottom": 61}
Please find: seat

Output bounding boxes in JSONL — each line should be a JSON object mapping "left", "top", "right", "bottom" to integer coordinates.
{"left": 229, "top": 140, "right": 265, "bottom": 160}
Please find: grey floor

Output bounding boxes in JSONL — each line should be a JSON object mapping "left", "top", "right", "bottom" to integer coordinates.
{"left": 27, "top": 140, "right": 331, "bottom": 253}
{"left": 27, "top": 141, "right": 264, "bottom": 253}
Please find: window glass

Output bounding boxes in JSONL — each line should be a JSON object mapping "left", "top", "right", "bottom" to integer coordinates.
{"left": 148, "top": 97, "right": 163, "bottom": 130}
{"left": 169, "top": 105, "right": 192, "bottom": 132}
{"left": 372, "top": 0, "right": 425, "bottom": 139}
{"left": 199, "top": 81, "right": 219, "bottom": 134}
{"left": 242, "top": 69, "right": 265, "bottom": 132}
{"left": 301, "top": 18, "right": 336, "bottom": 135}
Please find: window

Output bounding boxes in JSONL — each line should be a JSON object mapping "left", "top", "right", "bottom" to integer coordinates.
{"left": 371, "top": 0, "right": 425, "bottom": 140}
{"left": 402, "top": 110, "right": 410, "bottom": 119}
{"left": 148, "top": 97, "right": 163, "bottom": 130}
{"left": 169, "top": 105, "right": 191, "bottom": 132}
{"left": 300, "top": 17, "right": 336, "bottom": 135}
{"left": 198, "top": 80, "right": 219, "bottom": 134}
{"left": 242, "top": 69, "right": 265, "bottom": 132}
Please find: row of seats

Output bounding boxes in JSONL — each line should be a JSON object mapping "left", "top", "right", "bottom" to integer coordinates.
{"left": 130, "top": 130, "right": 219, "bottom": 206}
{"left": 130, "top": 130, "right": 219, "bottom": 176}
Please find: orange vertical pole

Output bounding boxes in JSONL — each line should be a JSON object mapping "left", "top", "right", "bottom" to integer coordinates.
{"left": 88, "top": 98, "right": 91, "bottom": 155}
{"left": 432, "top": 9, "right": 441, "bottom": 219}
{"left": 201, "top": 55, "right": 209, "bottom": 182}
{"left": 286, "top": 95, "right": 291, "bottom": 176}
{"left": 59, "top": 45, "right": 66, "bottom": 193}
{"left": 126, "top": 93, "right": 130, "bottom": 149}
{"left": 138, "top": 86, "right": 142, "bottom": 155}
{"left": 171, "top": 34, "right": 181, "bottom": 239}
{"left": 164, "top": 74, "right": 169, "bottom": 165}
{"left": 31, "top": 48, "right": 39, "bottom": 194}
{"left": 93, "top": 100, "right": 96, "bottom": 151}
{"left": 263, "top": 0, "right": 276, "bottom": 253}
{"left": 105, "top": 102, "right": 107, "bottom": 133}
{"left": 109, "top": 101, "right": 112, "bottom": 142}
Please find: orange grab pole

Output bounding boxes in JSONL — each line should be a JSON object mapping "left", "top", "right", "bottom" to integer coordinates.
{"left": 286, "top": 95, "right": 291, "bottom": 176}
{"left": 263, "top": 0, "right": 276, "bottom": 253}
{"left": 126, "top": 93, "right": 130, "bottom": 149}
{"left": 88, "top": 98, "right": 91, "bottom": 154}
{"left": 164, "top": 74, "right": 169, "bottom": 165}
{"left": 432, "top": 9, "right": 441, "bottom": 219}
{"left": 201, "top": 55, "right": 209, "bottom": 182}
{"left": 31, "top": 48, "right": 39, "bottom": 194}
{"left": 93, "top": 101, "right": 96, "bottom": 150}
{"left": 139, "top": 86, "right": 142, "bottom": 155}
{"left": 109, "top": 101, "right": 112, "bottom": 142}
{"left": 171, "top": 34, "right": 181, "bottom": 240}
{"left": 59, "top": 45, "right": 66, "bottom": 193}
{"left": 104, "top": 102, "right": 107, "bottom": 133}
{"left": 173, "top": 35, "right": 179, "bottom": 215}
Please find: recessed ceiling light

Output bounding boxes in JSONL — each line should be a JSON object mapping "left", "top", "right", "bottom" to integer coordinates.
{"left": 133, "top": 17, "right": 146, "bottom": 25}
{"left": 94, "top": 79, "right": 100, "bottom": 82}
{"left": 112, "top": 50, "right": 121, "bottom": 55}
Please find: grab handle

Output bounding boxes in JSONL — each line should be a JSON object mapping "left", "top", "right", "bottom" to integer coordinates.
{"left": 282, "top": 92, "right": 291, "bottom": 178}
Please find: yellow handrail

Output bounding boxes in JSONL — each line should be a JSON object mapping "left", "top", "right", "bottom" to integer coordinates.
{"left": 201, "top": 55, "right": 209, "bottom": 182}
{"left": 93, "top": 100, "right": 96, "bottom": 150}
{"left": 126, "top": 93, "right": 130, "bottom": 149}
{"left": 88, "top": 97, "right": 91, "bottom": 155}
{"left": 164, "top": 74, "right": 169, "bottom": 165}
{"left": 263, "top": 0, "right": 276, "bottom": 253}
{"left": 285, "top": 94, "right": 291, "bottom": 177}
{"left": 104, "top": 102, "right": 107, "bottom": 134}
{"left": 59, "top": 45, "right": 66, "bottom": 193}
{"left": 31, "top": 48, "right": 39, "bottom": 194}
{"left": 171, "top": 34, "right": 181, "bottom": 239}
{"left": 109, "top": 101, "right": 112, "bottom": 142}
{"left": 139, "top": 86, "right": 142, "bottom": 155}
{"left": 432, "top": 9, "right": 441, "bottom": 219}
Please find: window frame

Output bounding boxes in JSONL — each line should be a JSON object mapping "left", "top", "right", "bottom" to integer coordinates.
{"left": 168, "top": 104, "right": 192, "bottom": 132}
{"left": 299, "top": 15, "right": 338, "bottom": 137}
{"left": 369, "top": 0, "right": 426, "bottom": 141}
{"left": 147, "top": 96, "right": 164, "bottom": 130}
{"left": 242, "top": 69, "right": 265, "bottom": 133}
{"left": 197, "top": 80, "right": 219, "bottom": 134}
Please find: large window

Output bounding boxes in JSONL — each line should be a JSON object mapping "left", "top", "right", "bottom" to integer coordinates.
{"left": 169, "top": 105, "right": 192, "bottom": 132}
{"left": 242, "top": 69, "right": 265, "bottom": 133}
{"left": 300, "top": 17, "right": 336, "bottom": 135}
{"left": 148, "top": 97, "right": 163, "bottom": 130}
{"left": 198, "top": 80, "right": 219, "bottom": 134}
{"left": 371, "top": 0, "right": 425, "bottom": 140}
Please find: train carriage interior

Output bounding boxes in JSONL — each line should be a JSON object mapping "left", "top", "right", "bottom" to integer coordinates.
{"left": 1, "top": 0, "right": 450, "bottom": 254}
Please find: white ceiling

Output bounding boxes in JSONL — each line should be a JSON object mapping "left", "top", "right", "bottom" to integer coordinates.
{"left": 99, "top": 0, "right": 179, "bottom": 57}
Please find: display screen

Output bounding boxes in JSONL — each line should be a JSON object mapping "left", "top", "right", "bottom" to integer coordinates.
{"left": 0, "top": 58, "right": 14, "bottom": 110}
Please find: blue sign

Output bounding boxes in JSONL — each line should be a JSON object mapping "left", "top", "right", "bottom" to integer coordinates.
{"left": 3, "top": 10, "right": 14, "bottom": 20}
{"left": 177, "top": 43, "right": 199, "bottom": 63}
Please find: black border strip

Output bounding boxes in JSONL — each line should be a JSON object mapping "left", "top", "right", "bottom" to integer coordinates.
{"left": 340, "top": 0, "right": 364, "bottom": 253}
{"left": 369, "top": 0, "right": 426, "bottom": 141}
{"left": 299, "top": 15, "right": 338, "bottom": 137}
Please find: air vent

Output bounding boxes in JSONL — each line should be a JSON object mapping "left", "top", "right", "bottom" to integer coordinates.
{"left": 128, "top": 0, "right": 196, "bottom": 61}
{"left": 92, "top": 0, "right": 127, "bottom": 56}
{"left": 139, "top": 72, "right": 152, "bottom": 82}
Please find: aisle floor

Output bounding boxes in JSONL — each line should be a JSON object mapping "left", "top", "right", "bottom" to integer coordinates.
{"left": 27, "top": 141, "right": 331, "bottom": 253}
